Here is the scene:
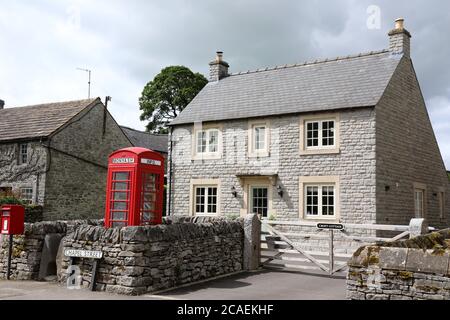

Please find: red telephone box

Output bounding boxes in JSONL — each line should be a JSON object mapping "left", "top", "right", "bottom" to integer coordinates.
{"left": 1, "top": 205, "right": 25, "bottom": 235}
{"left": 105, "top": 147, "right": 164, "bottom": 228}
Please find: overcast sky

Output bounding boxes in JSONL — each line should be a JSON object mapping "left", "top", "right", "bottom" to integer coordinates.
{"left": 0, "top": 0, "right": 449, "bottom": 167}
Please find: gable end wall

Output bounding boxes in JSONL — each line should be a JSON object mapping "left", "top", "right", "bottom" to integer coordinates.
{"left": 376, "top": 56, "right": 450, "bottom": 228}
{"left": 43, "top": 103, "right": 132, "bottom": 220}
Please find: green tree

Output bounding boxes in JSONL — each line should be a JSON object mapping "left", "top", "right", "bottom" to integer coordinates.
{"left": 139, "top": 66, "right": 208, "bottom": 133}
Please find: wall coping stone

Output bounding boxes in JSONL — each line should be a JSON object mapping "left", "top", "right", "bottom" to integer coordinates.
{"left": 349, "top": 229, "right": 450, "bottom": 275}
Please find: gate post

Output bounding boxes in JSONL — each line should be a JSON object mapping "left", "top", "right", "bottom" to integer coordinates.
{"left": 408, "top": 218, "right": 429, "bottom": 239}
{"left": 329, "top": 230, "right": 334, "bottom": 275}
{"left": 243, "top": 214, "right": 261, "bottom": 271}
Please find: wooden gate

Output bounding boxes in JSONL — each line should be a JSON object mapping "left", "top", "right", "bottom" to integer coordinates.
{"left": 261, "top": 220, "right": 435, "bottom": 275}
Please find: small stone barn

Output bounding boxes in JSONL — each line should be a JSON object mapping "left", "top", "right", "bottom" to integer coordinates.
{"left": 0, "top": 98, "right": 132, "bottom": 220}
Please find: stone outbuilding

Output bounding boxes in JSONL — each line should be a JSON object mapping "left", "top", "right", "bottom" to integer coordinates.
{"left": 0, "top": 98, "right": 132, "bottom": 220}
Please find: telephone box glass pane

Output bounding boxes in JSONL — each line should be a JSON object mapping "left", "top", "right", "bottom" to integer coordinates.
{"left": 113, "top": 192, "right": 128, "bottom": 201}
{"left": 112, "top": 221, "right": 126, "bottom": 228}
{"left": 113, "top": 202, "right": 128, "bottom": 210}
{"left": 143, "top": 202, "right": 155, "bottom": 210}
{"left": 114, "top": 172, "right": 130, "bottom": 181}
{"left": 3, "top": 210, "right": 10, "bottom": 217}
{"left": 142, "top": 212, "right": 154, "bottom": 221}
{"left": 140, "top": 173, "right": 159, "bottom": 223}
{"left": 113, "top": 212, "right": 126, "bottom": 220}
{"left": 113, "top": 182, "right": 128, "bottom": 191}
{"left": 144, "top": 193, "right": 156, "bottom": 202}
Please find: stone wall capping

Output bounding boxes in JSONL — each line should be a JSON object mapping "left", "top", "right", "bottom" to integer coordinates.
{"left": 347, "top": 229, "right": 450, "bottom": 300}
{"left": 379, "top": 247, "right": 408, "bottom": 270}
{"left": 405, "top": 249, "right": 450, "bottom": 275}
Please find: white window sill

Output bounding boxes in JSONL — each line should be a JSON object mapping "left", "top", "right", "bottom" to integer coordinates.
{"left": 192, "top": 153, "right": 222, "bottom": 161}
{"left": 303, "top": 216, "right": 339, "bottom": 222}
{"left": 299, "top": 148, "right": 340, "bottom": 156}
{"left": 248, "top": 151, "right": 270, "bottom": 158}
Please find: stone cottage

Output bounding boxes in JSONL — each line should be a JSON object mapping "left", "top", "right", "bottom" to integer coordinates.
{"left": 0, "top": 98, "right": 132, "bottom": 220}
{"left": 167, "top": 19, "right": 450, "bottom": 230}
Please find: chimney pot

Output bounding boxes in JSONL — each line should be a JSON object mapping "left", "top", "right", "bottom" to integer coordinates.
{"left": 216, "top": 51, "right": 223, "bottom": 62}
{"left": 395, "top": 18, "right": 404, "bottom": 30}
{"left": 0, "top": 99, "right": 4, "bottom": 110}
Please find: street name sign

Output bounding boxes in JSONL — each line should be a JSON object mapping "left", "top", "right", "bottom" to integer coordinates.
{"left": 64, "top": 249, "right": 103, "bottom": 259}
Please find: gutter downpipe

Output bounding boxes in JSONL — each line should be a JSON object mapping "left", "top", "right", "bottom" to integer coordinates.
{"left": 168, "top": 126, "right": 174, "bottom": 216}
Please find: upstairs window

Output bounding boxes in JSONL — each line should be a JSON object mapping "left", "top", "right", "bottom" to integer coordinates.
{"left": 300, "top": 114, "right": 340, "bottom": 155}
{"left": 193, "top": 126, "right": 222, "bottom": 159}
{"left": 196, "top": 129, "right": 218, "bottom": 153}
{"left": 306, "top": 120, "right": 335, "bottom": 148}
{"left": 254, "top": 126, "right": 266, "bottom": 151}
{"left": 248, "top": 120, "right": 270, "bottom": 157}
{"left": 19, "top": 143, "right": 28, "bottom": 164}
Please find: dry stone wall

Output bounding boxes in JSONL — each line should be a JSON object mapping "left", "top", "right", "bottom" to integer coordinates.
{"left": 0, "top": 219, "right": 102, "bottom": 280}
{"left": 58, "top": 218, "right": 244, "bottom": 295}
{"left": 347, "top": 229, "right": 450, "bottom": 300}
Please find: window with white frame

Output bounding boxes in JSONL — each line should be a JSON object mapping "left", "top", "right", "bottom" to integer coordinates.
{"left": 248, "top": 121, "right": 269, "bottom": 157}
{"left": 306, "top": 120, "right": 335, "bottom": 148}
{"left": 19, "top": 143, "right": 28, "bottom": 164}
{"left": 254, "top": 125, "right": 266, "bottom": 151}
{"left": 414, "top": 189, "right": 424, "bottom": 218}
{"left": 194, "top": 186, "right": 218, "bottom": 215}
{"left": 300, "top": 115, "right": 340, "bottom": 155}
{"left": 20, "top": 187, "right": 33, "bottom": 205}
{"left": 194, "top": 128, "right": 220, "bottom": 158}
{"left": 305, "top": 184, "right": 335, "bottom": 218}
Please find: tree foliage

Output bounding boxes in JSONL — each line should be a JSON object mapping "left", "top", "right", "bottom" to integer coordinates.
{"left": 139, "top": 66, "right": 208, "bottom": 133}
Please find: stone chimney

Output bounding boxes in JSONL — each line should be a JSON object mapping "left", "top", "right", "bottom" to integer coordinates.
{"left": 388, "top": 18, "right": 411, "bottom": 57}
{"left": 0, "top": 99, "right": 4, "bottom": 110}
{"left": 209, "top": 51, "right": 229, "bottom": 82}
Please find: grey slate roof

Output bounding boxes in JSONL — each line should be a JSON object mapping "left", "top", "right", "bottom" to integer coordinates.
{"left": 0, "top": 98, "right": 98, "bottom": 143}
{"left": 120, "top": 126, "right": 168, "bottom": 154}
{"left": 170, "top": 50, "right": 401, "bottom": 126}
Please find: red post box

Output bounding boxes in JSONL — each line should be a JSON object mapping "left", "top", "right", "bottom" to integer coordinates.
{"left": 1, "top": 205, "right": 25, "bottom": 235}
{"left": 105, "top": 147, "right": 165, "bottom": 228}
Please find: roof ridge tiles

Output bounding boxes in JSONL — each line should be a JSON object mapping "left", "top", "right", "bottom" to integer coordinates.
{"left": 120, "top": 126, "right": 168, "bottom": 137}
{"left": 228, "top": 49, "right": 389, "bottom": 77}
{"left": 2, "top": 98, "right": 98, "bottom": 110}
